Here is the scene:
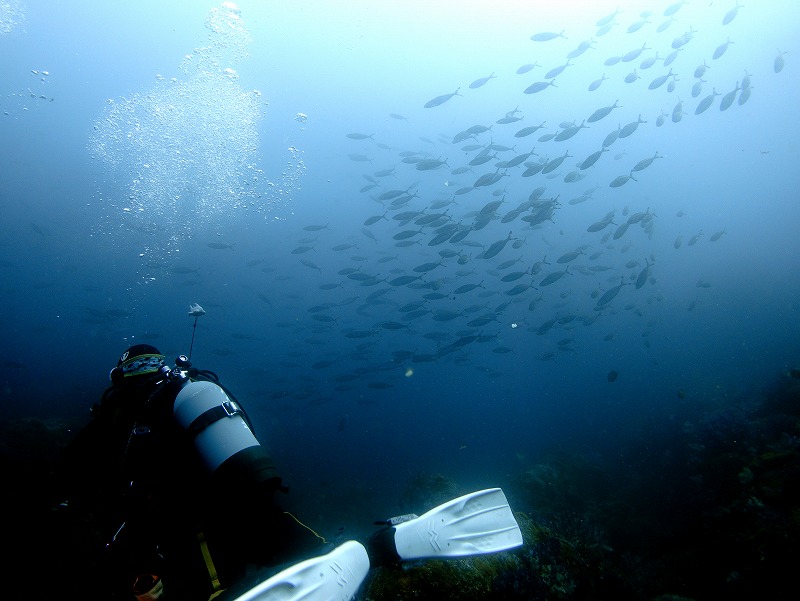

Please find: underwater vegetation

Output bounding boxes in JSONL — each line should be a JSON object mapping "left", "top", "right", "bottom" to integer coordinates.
{"left": 399, "top": 470, "right": 460, "bottom": 511}
{"left": 362, "top": 369, "right": 800, "bottom": 601}
{"left": 364, "top": 511, "right": 626, "bottom": 601}
{"left": 1, "top": 369, "right": 797, "bottom": 600}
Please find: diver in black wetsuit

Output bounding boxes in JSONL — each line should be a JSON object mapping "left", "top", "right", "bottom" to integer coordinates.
{"left": 53, "top": 344, "right": 323, "bottom": 600}
{"left": 52, "top": 338, "right": 523, "bottom": 601}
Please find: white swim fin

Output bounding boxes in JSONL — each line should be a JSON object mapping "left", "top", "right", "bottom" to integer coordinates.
{"left": 385, "top": 487, "right": 523, "bottom": 560}
{"left": 231, "top": 540, "right": 370, "bottom": 601}
{"left": 231, "top": 488, "right": 522, "bottom": 601}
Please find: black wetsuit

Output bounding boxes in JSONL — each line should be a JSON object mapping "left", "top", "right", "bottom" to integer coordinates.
{"left": 51, "top": 375, "right": 324, "bottom": 600}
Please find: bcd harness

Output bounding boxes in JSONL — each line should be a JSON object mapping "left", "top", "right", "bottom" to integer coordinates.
{"left": 117, "top": 365, "right": 256, "bottom": 599}
{"left": 187, "top": 399, "right": 246, "bottom": 439}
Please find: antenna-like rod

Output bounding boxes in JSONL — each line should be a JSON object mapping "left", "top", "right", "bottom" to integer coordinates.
{"left": 187, "top": 303, "right": 206, "bottom": 361}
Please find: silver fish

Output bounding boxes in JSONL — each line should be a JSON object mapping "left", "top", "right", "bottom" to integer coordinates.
{"left": 713, "top": 38, "right": 734, "bottom": 60}
{"left": 588, "top": 74, "right": 608, "bottom": 91}
{"left": 530, "top": 30, "right": 566, "bottom": 42}
{"left": 424, "top": 88, "right": 461, "bottom": 108}
{"left": 695, "top": 89, "right": 720, "bottom": 114}
{"left": 469, "top": 73, "right": 496, "bottom": 89}
{"left": 719, "top": 82, "right": 741, "bottom": 111}
{"left": 524, "top": 80, "right": 557, "bottom": 94}
{"left": 579, "top": 148, "right": 608, "bottom": 170}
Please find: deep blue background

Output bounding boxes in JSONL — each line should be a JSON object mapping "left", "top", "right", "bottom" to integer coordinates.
{"left": 2, "top": 0, "right": 799, "bottom": 532}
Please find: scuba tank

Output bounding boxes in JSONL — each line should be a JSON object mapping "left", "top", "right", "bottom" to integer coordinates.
{"left": 171, "top": 304, "right": 282, "bottom": 493}
{"left": 171, "top": 357, "right": 283, "bottom": 493}
{"left": 173, "top": 379, "right": 259, "bottom": 472}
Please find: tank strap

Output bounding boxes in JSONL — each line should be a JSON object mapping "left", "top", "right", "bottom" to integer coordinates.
{"left": 187, "top": 401, "right": 246, "bottom": 439}
{"left": 196, "top": 531, "right": 224, "bottom": 599}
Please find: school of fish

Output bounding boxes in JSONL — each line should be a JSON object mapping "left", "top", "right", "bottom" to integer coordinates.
{"left": 199, "top": 2, "right": 784, "bottom": 402}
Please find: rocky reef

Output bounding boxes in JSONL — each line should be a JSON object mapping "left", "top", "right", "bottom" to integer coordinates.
{"left": 362, "top": 371, "right": 800, "bottom": 600}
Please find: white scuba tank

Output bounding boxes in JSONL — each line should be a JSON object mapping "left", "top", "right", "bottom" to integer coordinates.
{"left": 172, "top": 380, "right": 259, "bottom": 472}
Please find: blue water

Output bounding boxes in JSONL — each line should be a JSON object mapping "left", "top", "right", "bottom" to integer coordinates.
{"left": 2, "top": 0, "right": 800, "bottom": 540}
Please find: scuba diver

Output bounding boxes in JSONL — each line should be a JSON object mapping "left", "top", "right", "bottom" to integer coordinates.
{"left": 53, "top": 305, "right": 522, "bottom": 601}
